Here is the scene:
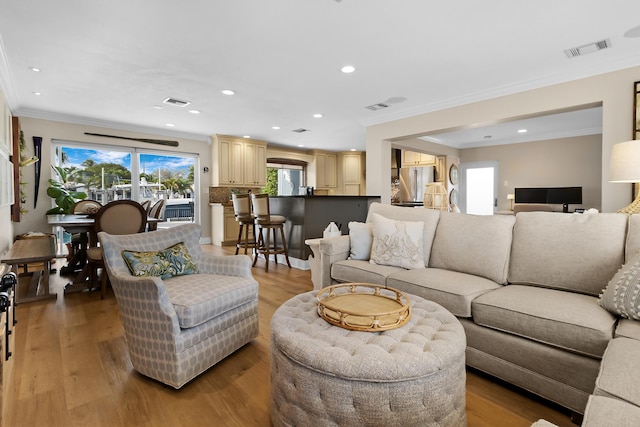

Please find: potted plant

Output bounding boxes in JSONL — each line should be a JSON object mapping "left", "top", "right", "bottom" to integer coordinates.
{"left": 46, "top": 165, "right": 87, "bottom": 214}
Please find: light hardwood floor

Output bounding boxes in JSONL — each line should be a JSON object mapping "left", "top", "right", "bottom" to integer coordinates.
{"left": 5, "top": 245, "right": 576, "bottom": 427}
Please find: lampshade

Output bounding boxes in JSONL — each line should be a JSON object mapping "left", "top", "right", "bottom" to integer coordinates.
{"left": 423, "top": 182, "right": 449, "bottom": 211}
{"left": 610, "top": 140, "right": 640, "bottom": 182}
{"left": 610, "top": 140, "right": 640, "bottom": 214}
{"left": 506, "top": 193, "right": 514, "bottom": 200}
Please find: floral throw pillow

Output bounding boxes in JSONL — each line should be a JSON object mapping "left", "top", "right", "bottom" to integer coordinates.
{"left": 369, "top": 212, "right": 425, "bottom": 270}
{"left": 122, "top": 242, "right": 199, "bottom": 280}
{"left": 600, "top": 251, "right": 640, "bottom": 320}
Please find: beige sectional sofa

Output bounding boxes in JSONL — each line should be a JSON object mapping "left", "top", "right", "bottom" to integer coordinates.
{"left": 307, "top": 202, "right": 640, "bottom": 422}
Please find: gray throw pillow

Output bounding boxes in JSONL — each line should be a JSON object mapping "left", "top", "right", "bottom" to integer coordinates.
{"left": 601, "top": 251, "right": 640, "bottom": 320}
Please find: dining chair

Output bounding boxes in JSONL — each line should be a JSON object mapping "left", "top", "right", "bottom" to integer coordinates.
{"left": 147, "top": 199, "right": 165, "bottom": 231}
{"left": 232, "top": 193, "right": 257, "bottom": 255}
{"left": 86, "top": 200, "right": 147, "bottom": 298}
{"left": 141, "top": 200, "right": 152, "bottom": 214}
{"left": 250, "top": 193, "right": 291, "bottom": 272}
{"left": 68, "top": 200, "right": 103, "bottom": 266}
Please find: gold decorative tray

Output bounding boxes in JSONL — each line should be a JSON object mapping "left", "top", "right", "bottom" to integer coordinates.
{"left": 317, "top": 283, "right": 411, "bottom": 331}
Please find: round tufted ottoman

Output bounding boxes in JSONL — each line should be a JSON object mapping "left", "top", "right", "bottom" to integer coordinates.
{"left": 270, "top": 290, "right": 467, "bottom": 427}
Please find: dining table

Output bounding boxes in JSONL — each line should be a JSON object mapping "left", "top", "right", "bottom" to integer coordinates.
{"left": 47, "top": 214, "right": 161, "bottom": 294}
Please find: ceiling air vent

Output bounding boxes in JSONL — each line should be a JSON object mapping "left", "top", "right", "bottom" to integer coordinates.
{"left": 366, "top": 103, "right": 389, "bottom": 111}
{"left": 292, "top": 128, "right": 310, "bottom": 133}
{"left": 162, "top": 97, "right": 191, "bottom": 107}
{"left": 564, "top": 39, "right": 612, "bottom": 58}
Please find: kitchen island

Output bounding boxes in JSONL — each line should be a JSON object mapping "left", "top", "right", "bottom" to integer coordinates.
{"left": 269, "top": 195, "right": 380, "bottom": 260}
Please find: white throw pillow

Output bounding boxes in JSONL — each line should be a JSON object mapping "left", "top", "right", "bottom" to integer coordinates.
{"left": 601, "top": 250, "right": 640, "bottom": 320}
{"left": 369, "top": 212, "right": 425, "bottom": 269}
{"left": 348, "top": 221, "right": 373, "bottom": 260}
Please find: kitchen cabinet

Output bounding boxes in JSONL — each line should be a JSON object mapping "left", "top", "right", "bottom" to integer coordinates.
{"left": 342, "top": 152, "right": 362, "bottom": 195}
{"left": 211, "top": 204, "right": 247, "bottom": 246}
{"left": 402, "top": 150, "right": 436, "bottom": 167}
{"left": 312, "top": 152, "right": 337, "bottom": 189}
{"left": 212, "top": 134, "right": 267, "bottom": 187}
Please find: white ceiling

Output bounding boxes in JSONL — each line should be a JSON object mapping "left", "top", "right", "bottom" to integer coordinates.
{"left": 0, "top": 1, "right": 639, "bottom": 152}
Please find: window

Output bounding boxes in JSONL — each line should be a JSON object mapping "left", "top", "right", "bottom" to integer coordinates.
{"left": 265, "top": 160, "right": 306, "bottom": 196}
{"left": 52, "top": 141, "right": 199, "bottom": 226}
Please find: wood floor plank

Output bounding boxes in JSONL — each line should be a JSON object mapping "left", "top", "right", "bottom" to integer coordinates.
{"left": 3, "top": 245, "right": 574, "bottom": 426}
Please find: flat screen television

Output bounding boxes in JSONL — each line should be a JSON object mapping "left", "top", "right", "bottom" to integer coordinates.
{"left": 515, "top": 187, "right": 582, "bottom": 213}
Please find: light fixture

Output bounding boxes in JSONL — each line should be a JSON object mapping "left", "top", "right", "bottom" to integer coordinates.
{"left": 507, "top": 193, "right": 515, "bottom": 211}
{"left": 166, "top": 123, "right": 175, "bottom": 127}
{"left": 243, "top": 135, "right": 251, "bottom": 138}
{"left": 423, "top": 182, "right": 449, "bottom": 211}
{"left": 188, "top": 109, "right": 200, "bottom": 114}
{"left": 609, "top": 140, "right": 640, "bottom": 213}
{"left": 20, "top": 156, "right": 39, "bottom": 167}
{"left": 517, "top": 129, "right": 528, "bottom": 133}
{"left": 153, "top": 105, "right": 163, "bottom": 109}
{"left": 221, "top": 89, "right": 235, "bottom": 95}
{"left": 341, "top": 65, "right": 355, "bottom": 74}
{"left": 313, "top": 113, "right": 324, "bottom": 118}
{"left": 272, "top": 126, "right": 280, "bottom": 130}
{"left": 33, "top": 91, "right": 42, "bottom": 96}
{"left": 29, "top": 67, "right": 40, "bottom": 72}
{"left": 298, "top": 144, "right": 304, "bottom": 147}
{"left": 350, "top": 148, "right": 357, "bottom": 151}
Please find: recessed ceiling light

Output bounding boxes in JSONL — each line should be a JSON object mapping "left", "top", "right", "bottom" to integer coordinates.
{"left": 188, "top": 109, "right": 200, "bottom": 114}
{"left": 517, "top": 129, "right": 528, "bottom": 133}
{"left": 221, "top": 89, "right": 235, "bottom": 95}
{"left": 32, "top": 91, "right": 42, "bottom": 96}
{"left": 350, "top": 148, "right": 357, "bottom": 151}
{"left": 298, "top": 144, "right": 304, "bottom": 147}
{"left": 313, "top": 113, "right": 324, "bottom": 118}
{"left": 243, "top": 135, "right": 251, "bottom": 138}
{"left": 166, "top": 123, "right": 176, "bottom": 127}
{"left": 29, "top": 67, "right": 40, "bottom": 72}
{"left": 153, "top": 105, "right": 163, "bottom": 109}
{"left": 272, "top": 126, "right": 280, "bottom": 130}
{"left": 341, "top": 65, "right": 356, "bottom": 74}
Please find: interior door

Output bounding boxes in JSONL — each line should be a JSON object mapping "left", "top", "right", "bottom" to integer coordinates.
{"left": 461, "top": 161, "right": 498, "bottom": 215}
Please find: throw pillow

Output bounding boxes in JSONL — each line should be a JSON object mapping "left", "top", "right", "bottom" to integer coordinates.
{"left": 600, "top": 251, "right": 640, "bottom": 320}
{"left": 369, "top": 212, "right": 425, "bottom": 269}
{"left": 348, "top": 221, "right": 373, "bottom": 260}
{"left": 122, "top": 242, "right": 199, "bottom": 280}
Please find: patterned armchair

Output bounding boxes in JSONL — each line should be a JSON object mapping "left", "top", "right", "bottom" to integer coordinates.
{"left": 98, "top": 223, "right": 259, "bottom": 388}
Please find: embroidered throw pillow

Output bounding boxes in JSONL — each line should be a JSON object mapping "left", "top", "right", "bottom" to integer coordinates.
{"left": 600, "top": 251, "right": 640, "bottom": 320}
{"left": 122, "top": 242, "right": 199, "bottom": 280}
{"left": 369, "top": 212, "right": 425, "bottom": 269}
{"left": 348, "top": 221, "right": 373, "bottom": 260}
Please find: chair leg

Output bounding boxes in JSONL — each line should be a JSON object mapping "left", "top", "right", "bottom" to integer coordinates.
{"left": 235, "top": 223, "right": 244, "bottom": 255}
{"left": 264, "top": 227, "right": 271, "bottom": 272}
{"left": 272, "top": 228, "right": 278, "bottom": 265}
{"left": 279, "top": 225, "right": 291, "bottom": 268}
{"left": 253, "top": 227, "right": 262, "bottom": 267}
{"left": 100, "top": 266, "right": 108, "bottom": 299}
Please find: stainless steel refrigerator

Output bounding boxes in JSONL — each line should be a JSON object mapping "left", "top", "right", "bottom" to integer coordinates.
{"left": 399, "top": 166, "right": 435, "bottom": 203}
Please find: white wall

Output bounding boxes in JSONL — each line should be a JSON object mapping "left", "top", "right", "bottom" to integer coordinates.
{"left": 0, "top": 89, "right": 13, "bottom": 254}
{"left": 366, "top": 65, "right": 640, "bottom": 212}
{"left": 14, "top": 118, "right": 212, "bottom": 239}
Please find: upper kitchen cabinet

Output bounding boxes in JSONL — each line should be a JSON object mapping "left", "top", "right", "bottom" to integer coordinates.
{"left": 342, "top": 152, "right": 363, "bottom": 195}
{"left": 310, "top": 151, "right": 337, "bottom": 189}
{"left": 402, "top": 150, "right": 436, "bottom": 167}
{"left": 211, "top": 134, "right": 267, "bottom": 187}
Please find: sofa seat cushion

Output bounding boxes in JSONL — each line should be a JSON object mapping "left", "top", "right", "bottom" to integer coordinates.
{"left": 387, "top": 268, "right": 500, "bottom": 318}
{"left": 582, "top": 395, "right": 640, "bottom": 427}
{"left": 164, "top": 273, "right": 258, "bottom": 328}
{"left": 615, "top": 319, "right": 640, "bottom": 340}
{"left": 594, "top": 337, "right": 640, "bottom": 407}
{"left": 472, "top": 285, "right": 616, "bottom": 358}
{"left": 331, "top": 259, "right": 403, "bottom": 286}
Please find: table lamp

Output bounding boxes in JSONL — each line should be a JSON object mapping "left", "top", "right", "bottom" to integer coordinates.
{"left": 610, "top": 140, "right": 640, "bottom": 214}
{"left": 423, "top": 182, "right": 449, "bottom": 211}
{"left": 507, "top": 193, "right": 515, "bottom": 211}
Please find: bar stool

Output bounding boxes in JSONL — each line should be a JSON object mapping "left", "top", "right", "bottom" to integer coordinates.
{"left": 231, "top": 193, "right": 257, "bottom": 255}
{"left": 250, "top": 193, "right": 291, "bottom": 272}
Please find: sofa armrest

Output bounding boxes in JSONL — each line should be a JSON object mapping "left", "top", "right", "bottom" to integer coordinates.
{"left": 198, "top": 254, "right": 254, "bottom": 278}
{"left": 307, "top": 236, "right": 351, "bottom": 290}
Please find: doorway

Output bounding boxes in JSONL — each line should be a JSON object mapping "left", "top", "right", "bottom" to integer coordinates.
{"left": 461, "top": 161, "right": 498, "bottom": 215}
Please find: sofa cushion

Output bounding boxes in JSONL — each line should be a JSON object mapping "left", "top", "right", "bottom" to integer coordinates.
{"left": 429, "top": 212, "right": 515, "bottom": 284}
{"left": 582, "top": 395, "right": 640, "bottom": 427}
{"left": 472, "top": 285, "right": 616, "bottom": 358}
{"left": 365, "top": 203, "right": 440, "bottom": 266}
{"left": 615, "top": 319, "right": 640, "bottom": 340}
{"left": 164, "top": 273, "right": 258, "bottom": 328}
{"left": 331, "top": 259, "right": 403, "bottom": 286}
{"left": 594, "top": 338, "right": 640, "bottom": 407}
{"left": 347, "top": 221, "right": 372, "bottom": 260}
{"left": 600, "top": 250, "right": 640, "bottom": 320}
{"left": 508, "top": 212, "right": 627, "bottom": 296}
{"left": 369, "top": 213, "right": 425, "bottom": 269}
{"left": 387, "top": 268, "right": 501, "bottom": 318}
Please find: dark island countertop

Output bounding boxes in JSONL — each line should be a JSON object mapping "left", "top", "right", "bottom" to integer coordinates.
{"left": 268, "top": 195, "right": 380, "bottom": 260}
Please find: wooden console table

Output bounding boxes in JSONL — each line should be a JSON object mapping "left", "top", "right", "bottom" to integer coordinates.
{"left": 1, "top": 237, "right": 58, "bottom": 303}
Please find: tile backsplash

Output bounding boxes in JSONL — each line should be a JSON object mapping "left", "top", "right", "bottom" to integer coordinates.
{"left": 209, "top": 187, "right": 263, "bottom": 204}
